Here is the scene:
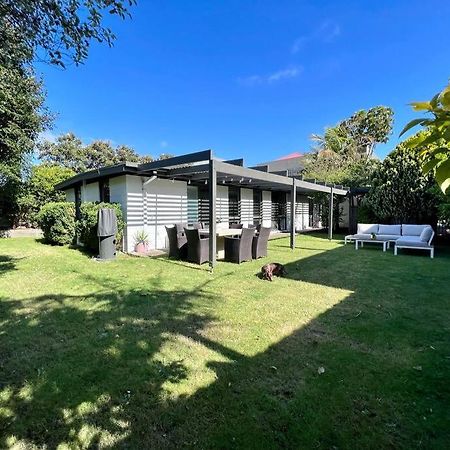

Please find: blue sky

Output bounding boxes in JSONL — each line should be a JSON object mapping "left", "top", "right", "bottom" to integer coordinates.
{"left": 38, "top": 0, "right": 450, "bottom": 166}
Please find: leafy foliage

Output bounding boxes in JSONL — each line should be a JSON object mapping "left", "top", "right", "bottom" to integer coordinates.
{"left": 438, "top": 197, "right": 450, "bottom": 223}
{"left": 400, "top": 82, "right": 450, "bottom": 194}
{"left": 340, "top": 106, "right": 394, "bottom": 157}
{"left": 18, "top": 164, "right": 75, "bottom": 225}
{"left": 36, "top": 201, "right": 75, "bottom": 245}
{"left": 134, "top": 229, "right": 149, "bottom": 245}
{"left": 0, "top": 1, "right": 136, "bottom": 68}
{"left": 0, "top": 65, "right": 50, "bottom": 225}
{"left": 39, "top": 133, "right": 154, "bottom": 173}
{"left": 365, "top": 145, "right": 439, "bottom": 224}
{"left": 303, "top": 106, "right": 392, "bottom": 188}
{"left": 76, "top": 202, "right": 124, "bottom": 251}
{"left": 310, "top": 106, "right": 393, "bottom": 159}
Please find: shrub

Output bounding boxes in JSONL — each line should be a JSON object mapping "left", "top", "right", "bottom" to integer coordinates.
{"left": 36, "top": 202, "right": 76, "bottom": 245}
{"left": 365, "top": 146, "right": 440, "bottom": 224}
{"left": 76, "top": 202, "right": 124, "bottom": 251}
{"left": 18, "top": 164, "right": 75, "bottom": 226}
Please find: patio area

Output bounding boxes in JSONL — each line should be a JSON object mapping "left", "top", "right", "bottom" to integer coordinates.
{"left": 136, "top": 150, "right": 350, "bottom": 267}
{"left": 1, "top": 234, "right": 449, "bottom": 448}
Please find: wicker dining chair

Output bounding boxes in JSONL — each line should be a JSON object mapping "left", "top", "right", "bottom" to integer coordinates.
{"left": 252, "top": 226, "right": 271, "bottom": 259}
{"left": 192, "top": 222, "right": 204, "bottom": 230}
{"left": 185, "top": 228, "right": 210, "bottom": 264}
{"left": 165, "top": 225, "right": 187, "bottom": 259}
{"left": 224, "top": 227, "right": 255, "bottom": 263}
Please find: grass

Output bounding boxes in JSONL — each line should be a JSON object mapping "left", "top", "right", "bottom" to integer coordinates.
{"left": 0, "top": 234, "right": 449, "bottom": 449}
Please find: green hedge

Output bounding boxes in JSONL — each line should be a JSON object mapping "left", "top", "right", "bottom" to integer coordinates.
{"left": 36, "top": 202, "right": 76, "bottom": 245}
{"left": 76, "top": 202, "right": 124, "bottom": 251}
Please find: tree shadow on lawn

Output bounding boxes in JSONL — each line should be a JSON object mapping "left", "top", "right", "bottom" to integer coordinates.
{"left": 0, "top": 255, "right": 22, "bottom": 277}
{"left": 1, "top": 243, "right": 449, "bottom": 448}
{"left": 0, "top": 273, "right": 220, "bottom": 448}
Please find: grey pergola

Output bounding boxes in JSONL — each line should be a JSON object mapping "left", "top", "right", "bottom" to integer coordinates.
{"left": 136, "top": 150, "right": 349, "bottom": 269}
{"left": 56, "top": 149, "right": 349, "bottom": 269}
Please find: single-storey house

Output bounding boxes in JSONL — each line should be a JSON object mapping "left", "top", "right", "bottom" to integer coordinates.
{"left": 56, "top": 150, "right": 349, "bottom": 265}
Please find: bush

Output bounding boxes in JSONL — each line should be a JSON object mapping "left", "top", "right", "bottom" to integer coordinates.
{"left": 18, "top": 164, "right": 75, "bottom": 226}
{"left": 36, "top": 202, "right": 76, "bottom": 245}
{"left": 76, "top": 202, "right": 124, "bottom": 251}
{"left": 365, "top": 146, "right": 439, "bottom": 224}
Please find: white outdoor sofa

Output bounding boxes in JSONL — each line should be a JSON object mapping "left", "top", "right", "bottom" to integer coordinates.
{"left": 345, "top": 223, "right": 435, "bottom": 258}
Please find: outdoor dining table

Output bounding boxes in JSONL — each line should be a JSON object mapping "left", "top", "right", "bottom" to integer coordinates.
{"left": 199, "top": 228, "right": 243, "bottom": 259}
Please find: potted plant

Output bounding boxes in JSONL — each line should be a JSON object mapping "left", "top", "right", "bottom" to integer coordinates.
{"left": 134, "top": 229, "right": 149, "bottom": 254}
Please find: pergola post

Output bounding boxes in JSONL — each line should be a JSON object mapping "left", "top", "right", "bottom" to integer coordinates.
{"left": 290, "top": 178, "right": 296, "bottom": 249}
{"left": 208, "top": 158, "right": 217, "bottom": 270}
{"left": 328, "top": 186, "right": 334, "bottom": 240}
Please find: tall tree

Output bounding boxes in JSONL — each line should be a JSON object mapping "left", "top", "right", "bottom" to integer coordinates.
{"left": 0, "top": 1, "right": 136, "bottom": 68}
{"left": 39, "top": 133, "right": 154, "bottom": 172}
{"left": 400, "top": 81, "right": 450, "bottom": 194}
{"left": 366, "top": 139, "right": 440, "bottom": 224}
{"left": 38, "top": 133, "right": 85, "bottom": 172}
{"left": 341, "top": 106, "right": 394, "bottom": 157}
{"left": 0, "top": 1, "right": 135, "bottom": 225}
{"left": 303, "top": 106, "right": 392, "bottom": 185}
{"left": 0, "top": 65, "right": 50, "bottom": 225}
{"left": 17, "top": 163, "right": 75, "bottom": 225}
{"left": 310, "top": 106, "right": 393, "bottom": 160}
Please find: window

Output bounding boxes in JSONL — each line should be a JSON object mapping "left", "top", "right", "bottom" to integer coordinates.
{"left": 228, "top": 186, "right": 240, "bottom": 225}
{"left": 197, "top": 185, "right": 209, "bottom": 225}
{"left": 253, "top": 189, "right": 262, "bottom": 225}
{"left": 99, "top": 179, "right": 110, "bottom": 203}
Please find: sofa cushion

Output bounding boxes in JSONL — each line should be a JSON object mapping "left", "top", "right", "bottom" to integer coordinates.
{"left": 378, "top": 224, "right": 401, "bottom": 236}
{"left": 420, "top": 226, "right": 433, "bottom": 242}
{"left": 402, "top": 224, "right": 428, "bottom": 236}
{"left": 357, "top": 223, "right": 378, "bottom": 234}
{"left": 353, "top": 234, "right": 373, "bottom": 240}
{"left": 396, "top": 236, "right": 431, "bottom": 248}
{"left": 373, "top": 234, "right": 401, "bottom": 241}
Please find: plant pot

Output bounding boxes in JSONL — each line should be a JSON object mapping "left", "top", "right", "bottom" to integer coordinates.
{"left": 135, "top": 242, "right": 148, "bottom": 254}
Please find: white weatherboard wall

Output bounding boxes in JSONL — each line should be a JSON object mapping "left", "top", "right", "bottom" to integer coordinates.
{"left": 216, "top": 185, "right": 229, "bottom": 227}
{"left": 65, "top": 188, "right": 75, "bottom": 203}
{"left": 295, "top": 195, "right": 310, "bottom": 231}
{"left": 109, "top": 176, "right": 127, "bottom": 215}
{"left": 261, "top": 191, "right": 271, "bottom": 227}
{"left": 124, "top": 175, "right": 144, "bottom": 252}
{"left": 240, "top": 188, "right": 253, "bottom": 226}
{"left": 144, "top": 178, "right": 187, "bottom": 250}
{"left": 82, "top": 182, "right": 100, "bottom": 202}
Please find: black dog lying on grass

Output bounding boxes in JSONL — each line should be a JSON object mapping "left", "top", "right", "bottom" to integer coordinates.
{"left": 261, "top": 263, "right": 287, "bottom": 281}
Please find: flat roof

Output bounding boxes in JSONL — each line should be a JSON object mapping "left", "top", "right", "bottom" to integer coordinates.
{"left": 56, "top": 149, "right": 349, "bottom": 196}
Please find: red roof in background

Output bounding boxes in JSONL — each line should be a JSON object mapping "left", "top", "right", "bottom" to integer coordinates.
{"left": 276, "top": 152, "right": 303, "bottom": 160}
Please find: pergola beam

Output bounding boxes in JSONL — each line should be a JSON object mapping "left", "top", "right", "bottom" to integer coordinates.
{"left": 166, "top": 164, "right": 209, "bottom": 177}
{"left": 138, "top": 149, "right": 212, "bottom": 172}
{"left": 214, "top": 160, "right": 293, "bottom": 187}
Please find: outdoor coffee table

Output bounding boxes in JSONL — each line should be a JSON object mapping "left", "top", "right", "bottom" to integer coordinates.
{"left": 355, "top": 238, "right": 389, "bottom": 252}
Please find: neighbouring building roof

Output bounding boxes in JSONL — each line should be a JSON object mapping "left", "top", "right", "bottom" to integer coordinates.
{"left": 255, "top": 152, "right": 305, "bottom": 176}
{"left": 277, "top": 152, "right": 303, "bottom": 160}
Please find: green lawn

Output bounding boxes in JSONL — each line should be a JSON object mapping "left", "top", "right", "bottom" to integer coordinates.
{"left": 0, "top": 235, "right": 449, "bottom": 449}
